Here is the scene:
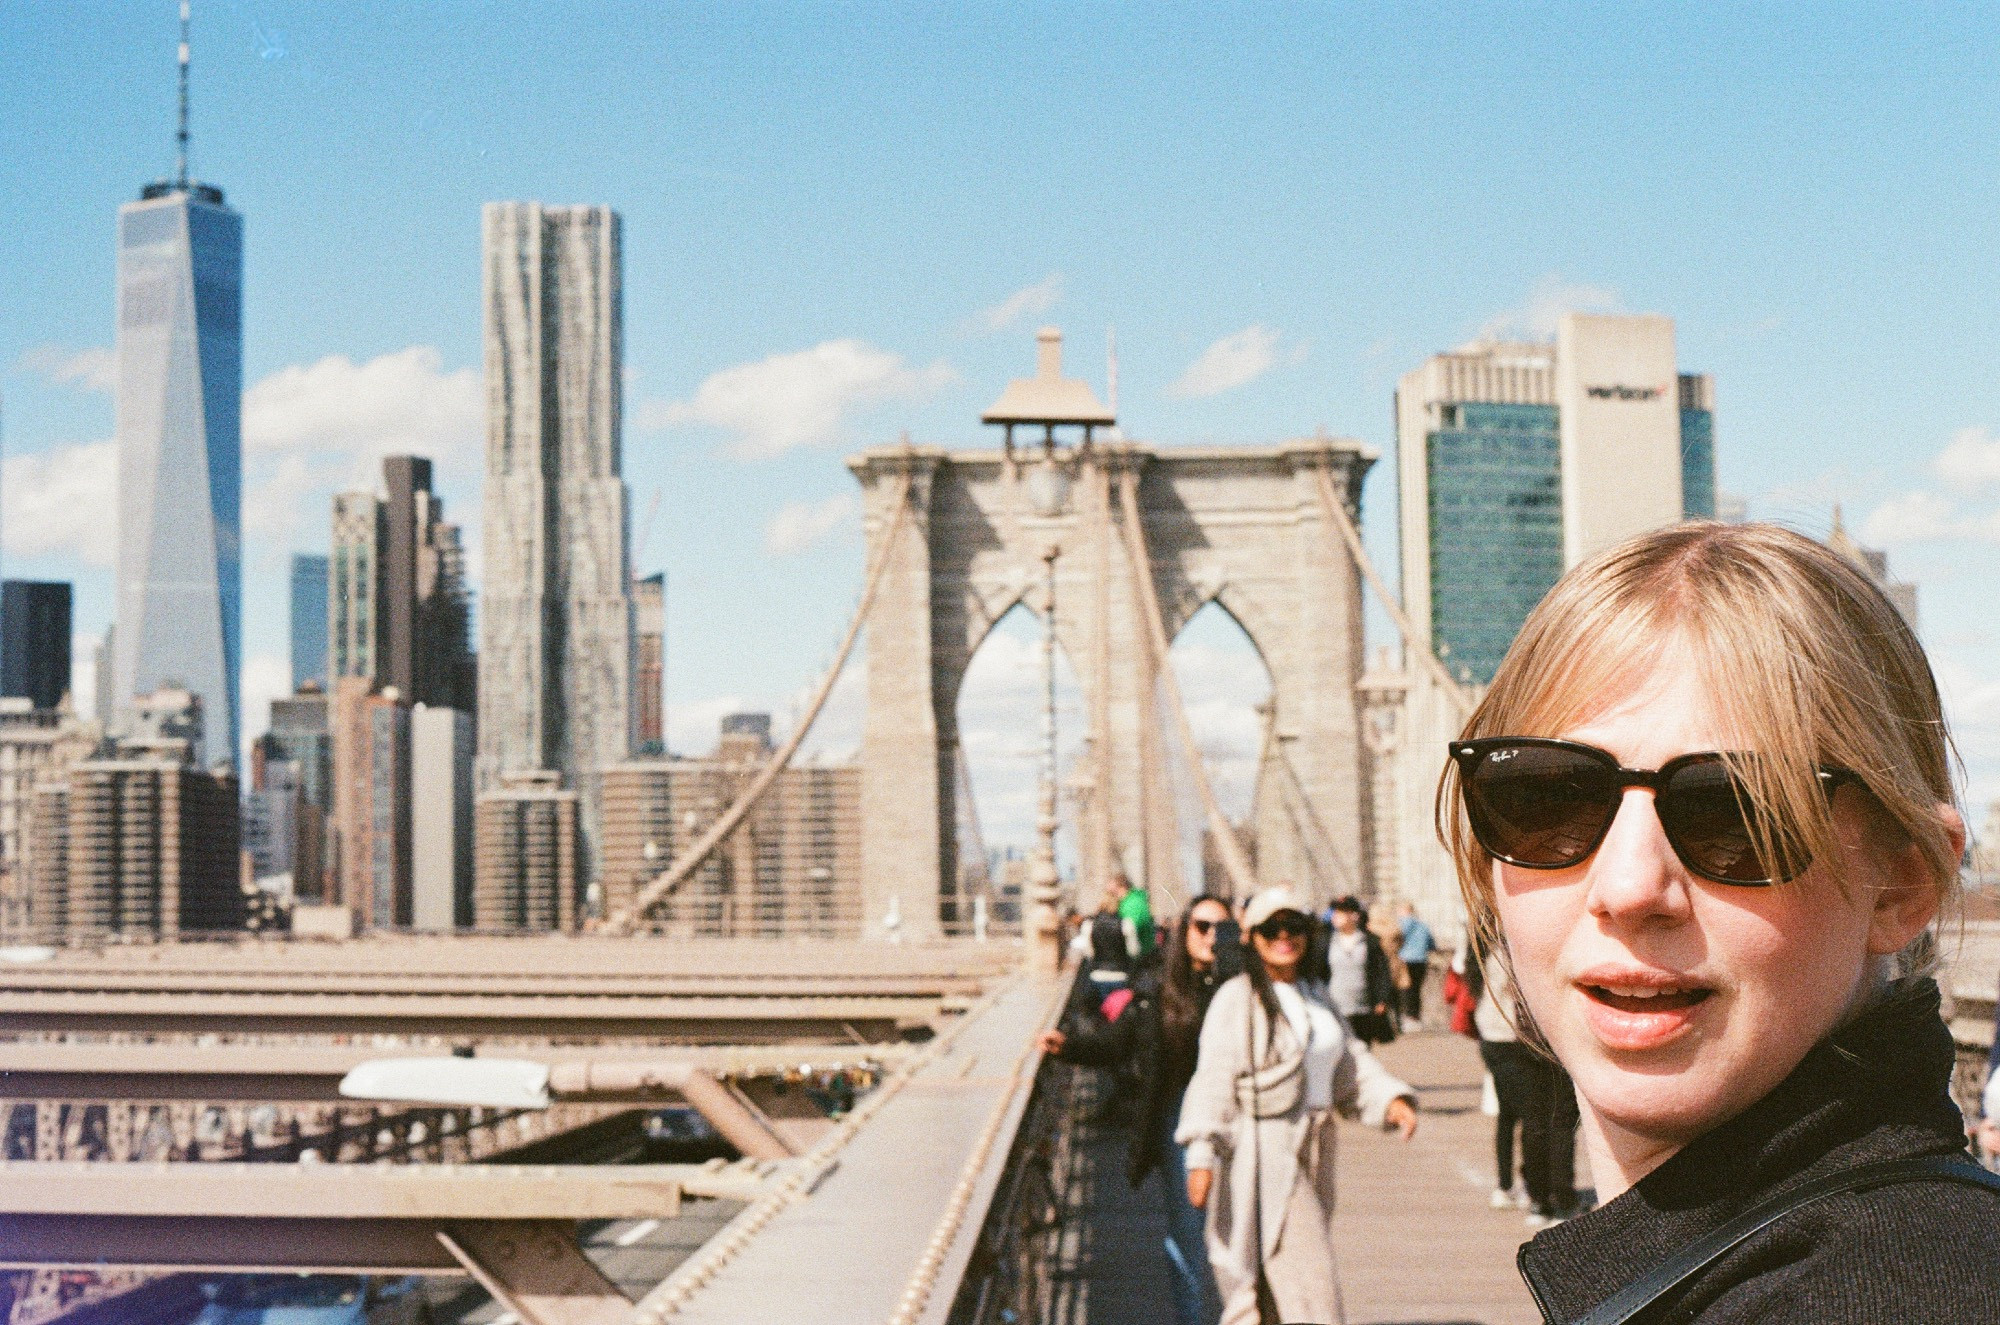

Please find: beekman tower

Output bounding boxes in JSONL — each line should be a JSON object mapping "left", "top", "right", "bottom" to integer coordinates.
{"left": 479, "top": 203, "right": 633, "bottom": 896}
{"left": 115, "top": 2, "right": 242, "bottom": 767}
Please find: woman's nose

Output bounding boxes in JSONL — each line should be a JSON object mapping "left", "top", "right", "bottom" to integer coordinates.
{"left": 1583, "top": 789, "right": 1692, "bottom": 925}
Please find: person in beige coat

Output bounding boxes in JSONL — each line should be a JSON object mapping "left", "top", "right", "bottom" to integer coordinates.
{"left": 1177, "top": 887, "right": 1419, "bottom": 1325}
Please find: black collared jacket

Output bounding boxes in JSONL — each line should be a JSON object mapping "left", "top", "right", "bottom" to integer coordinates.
{"left": 1519, "top": 979, "right": 2000, "bottom": 1323}
{"left": 1058, "top": 962, "right": 1222, "bottom": 1185}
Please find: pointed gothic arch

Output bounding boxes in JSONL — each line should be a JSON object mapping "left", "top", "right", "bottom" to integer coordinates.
{"left": 849, "top": 439, "right": 1376, "bottom": 941}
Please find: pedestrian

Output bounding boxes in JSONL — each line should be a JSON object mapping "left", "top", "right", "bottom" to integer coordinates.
{"left": 1470, "top": 945, "right": 1579, "bottom": 1226}
{"left": 1178, "top": 886, "right": 1418, "bottom": 1325}
{"left": 1441, "top": 520, "right": 2000, "bottom": 1321}
{"left": 1115, "top": 868, "right": 1158, "bottom": 961}
{"left": 1039, "top": 894, "right": 1237, "bottom": 1325}
{"left": 1395, "top": 902, "right": 1436, "bottom": 1024}
{"left": 1326, "top": 896, "right": 1397, "bottom": 1045}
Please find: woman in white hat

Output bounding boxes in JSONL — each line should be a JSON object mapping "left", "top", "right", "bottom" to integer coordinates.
{"left": 1176, "top": 885, "right": 1419, "bottom": 1324}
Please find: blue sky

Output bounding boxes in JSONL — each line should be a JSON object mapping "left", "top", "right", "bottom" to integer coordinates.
{"left": 6, "top": 2, "right": 2000, "bottom": 851}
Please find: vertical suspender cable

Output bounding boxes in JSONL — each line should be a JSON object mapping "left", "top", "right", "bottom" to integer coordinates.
{"left": 1114, "top": 467, "right": 1260, "bottom": 902}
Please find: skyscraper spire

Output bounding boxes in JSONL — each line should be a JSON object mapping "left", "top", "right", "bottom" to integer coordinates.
{"left": 175, "top": 0, "right": 191, "bottom": 188}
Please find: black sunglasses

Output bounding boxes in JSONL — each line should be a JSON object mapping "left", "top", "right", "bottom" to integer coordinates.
{"left": 1252, "top": 913, "right": 1311, "bottom": 940}
{"left": 1449, "top": 737, "right": 1856, "bottom": 886}
{"left": 1188, "top": 918, "right": 1217, "bottom": 936}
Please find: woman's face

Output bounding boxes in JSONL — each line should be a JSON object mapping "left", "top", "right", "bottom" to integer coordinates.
{"left": 1331, "top": 908, "right": 1360, "bottom": 934}
{"left": 1250, "top": 911, "right": 1309, "bottom": 979}
{"left": 1490, "top": 648, "right": 1938, "bottom": 1155}
{"left": 1184, "top": 899, "right": 1230, "bottom": 967}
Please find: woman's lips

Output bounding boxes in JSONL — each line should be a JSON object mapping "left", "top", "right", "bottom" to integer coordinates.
{"left": 1574, "top": 971, "right": 1714, "bottom": 1051}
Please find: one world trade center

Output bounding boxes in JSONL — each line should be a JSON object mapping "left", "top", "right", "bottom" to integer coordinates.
{"left": 113, "top": 4, "right": 240, "bottom": 766}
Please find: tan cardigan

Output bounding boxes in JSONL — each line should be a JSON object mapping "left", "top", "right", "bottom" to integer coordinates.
{"left": 1175, "top": 974, "right": 1413, "bottom": 1271}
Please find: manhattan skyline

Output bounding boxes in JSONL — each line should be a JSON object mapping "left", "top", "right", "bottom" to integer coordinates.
{"left": 3, "top": 3, "right": 1998, "bottom": 844}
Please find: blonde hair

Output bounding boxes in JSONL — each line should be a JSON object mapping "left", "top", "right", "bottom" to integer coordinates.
{"left": 1437, "top": 521, "right": 1960, "bottom": 969}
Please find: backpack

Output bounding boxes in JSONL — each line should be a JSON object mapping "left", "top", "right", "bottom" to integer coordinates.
{"left": 1444, "top": 967, "right": 1479, "bottom": 1037}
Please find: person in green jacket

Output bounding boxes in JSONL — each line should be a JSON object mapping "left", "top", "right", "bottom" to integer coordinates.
{"left": 1113, "top": 869, "right": 1156, "bottom": 960}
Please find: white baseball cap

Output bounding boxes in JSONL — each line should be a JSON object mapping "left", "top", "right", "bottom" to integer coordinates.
{"left": 1241, "top": 886, "right": 1313, "bottom": 933}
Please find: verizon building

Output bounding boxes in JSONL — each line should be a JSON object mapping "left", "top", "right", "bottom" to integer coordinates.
{"left": 1381, "top": 312, "right": 1716, "bottom": 938}
{"left": 1395, "top": 312, "right": 1715, "bottom": 687}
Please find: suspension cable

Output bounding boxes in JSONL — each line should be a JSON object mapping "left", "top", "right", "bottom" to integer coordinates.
{"left": 1308, "top": 461, "right": 1475, "bottom": 719}
{"left": 602, "top": 466, "right": 918, "bottom": 934}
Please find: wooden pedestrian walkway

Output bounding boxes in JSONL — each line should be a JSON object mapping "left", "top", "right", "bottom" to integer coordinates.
{"left": 1054, "top": 1029, "right": 1560, "bottom": 1324}
{"left": 1331, "top": 1030, "right": 1556, "bottom": 1324}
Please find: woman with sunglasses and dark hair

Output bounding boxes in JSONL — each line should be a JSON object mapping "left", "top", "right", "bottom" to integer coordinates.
{"left": 1440, "top": 521, "right": 2000, "bottom": 1323}
{"left": 1037, "top": 893, "right": 1235, "bottom": 1325}
{"left": 1177, "top": 886, "right": 1418, "bottom": 1325}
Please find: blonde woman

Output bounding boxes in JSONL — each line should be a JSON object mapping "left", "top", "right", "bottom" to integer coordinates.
{"left": 1177, "top": 886, "right": 1418, "bottom": 1325}
{"left": 1440, "top": 521, "right": 2000, "bottom": 1323}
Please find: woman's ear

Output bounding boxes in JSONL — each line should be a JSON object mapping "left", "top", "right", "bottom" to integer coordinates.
{"left": 1864, "top": 802, "right": 1960, "bottom": 957}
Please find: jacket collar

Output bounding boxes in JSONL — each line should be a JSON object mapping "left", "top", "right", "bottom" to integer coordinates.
{"left": 1518, "top": 979, "right": 1968, "bottom": 1324}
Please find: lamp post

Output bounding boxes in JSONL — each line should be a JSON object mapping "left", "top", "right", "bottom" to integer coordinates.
{"left": 979, "top": 327, "right": 1111, "bottom": 972}
{"left": 1027, "top": 449, "right": 1072, "bottom": 972}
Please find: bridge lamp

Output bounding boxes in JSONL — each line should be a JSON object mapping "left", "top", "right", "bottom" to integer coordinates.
{"left": 1024, "top": 448, "right": 1073, "bottom": 520}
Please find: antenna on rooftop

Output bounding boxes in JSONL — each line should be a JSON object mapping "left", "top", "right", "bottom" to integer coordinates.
{"left": 175, "top": 0, "right": 192, "bottom": 188}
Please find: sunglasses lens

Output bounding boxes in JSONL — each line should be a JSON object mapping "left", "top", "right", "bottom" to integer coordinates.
{"left": 1658, "top": 758, "right": 1788, "bottom": 884}
{"left": 1463, "top": 743, "right": 1620, "bottom": 869}
{"left": 1190, "top": 919, "right": 1214, "bottom": 935}
{"left": 1256, "top": 915, "right": 1306, "bottom": 940}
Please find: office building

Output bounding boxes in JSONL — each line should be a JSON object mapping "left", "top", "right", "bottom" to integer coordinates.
{"left": 113, "top": 81, "right": 242, "bottom": 767}
{"left": 323, "top": 458, "right": 473, "bottom": 928}
{"left": 382, "top": 457, "right": 474, "bottom": 709}
{"left": 266, "top": 688, "right": 332, "bottom": 814}
{"left": 1825, "top": 504, "right": 1919, "bottom": 631}
{"left": 30, "top": 689, "right": 241, "bottom": 942}
{"left": 479, "top": 202, "right": 633, "bottom": 893}
{"left": 290, "top": 553, "right": 329, "bottom": 692}
{"left": 262, "top": 689, "right": 332, "bottom": 903}
{"left": 634, "top": 572, "right": 665, "bottom": 754}
{"left": 330, "top": 492, "right": 381, "bottom": 683}
{"left": 1, "top": 581, "right": 73, "bottom": 712}
{"left": 329, "top": 678, "right": 410, "bottom": 929}
{"left": 1395, "top": 315, "right": 1716, "bottom": 687}
{"left": 474, "top": 770, "right": 578, "bottom": 932}
{"left": 0, "top": 703, "right": 99, "bottom": 939}
{"left": 411, "top": 703, "right": 474, "bottom": 930}
{"left": 331, "top": 465, "right": 474, "bottom": 697}
{"left": 93, "top": 629, "right": 115, "bottom": 726}
{"left": 1385, "top": 312, "right": 1717, "bottom": 939}
{"left": 243, "top": 755, "right": 299, "bottom": 880}
{"left": 599, "top": 715, "right": 861, "bottom": 938}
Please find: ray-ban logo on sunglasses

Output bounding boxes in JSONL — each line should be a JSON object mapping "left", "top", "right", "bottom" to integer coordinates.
{"left": 1487, "top": 749, "right": 1517, "bottom": 762}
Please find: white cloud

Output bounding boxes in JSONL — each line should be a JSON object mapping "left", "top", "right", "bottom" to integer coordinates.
{"left": 635, "top": 340, "right": 956, "bottom": 460}
{"left": 1165, "top": 325, "right": 1286, "bottom": 399}
{"left": 1934, "top": 426, "right": 2000, "bottom": 493}
{"left": 244, "top": 346, "right": 481, "bottom": 473}
{"left": 15, "top": 344, "right": 116, "bottom": 393}
{"left": 2, "top": 440, "right": 117, "bottom": 566}
{"left": 1477, "top": 274, "right": 1624, "bottom": 342}
{"left": 1860, "top": 490, "right": 1969, "bottom": 546}
{"left": 70, "top": 632, "right": 97, "bottom": 719}
{"left": 967, "top": 274, "right": 1064, "bottom": 335}
{"left": 240, "top": 346, "right": 481, "bottom": 552}
{"left": 764, "top": 493, "right": 857, "bottom": 557}
{"left": 241, "top": 652, "right": 290, "bottom": 747}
